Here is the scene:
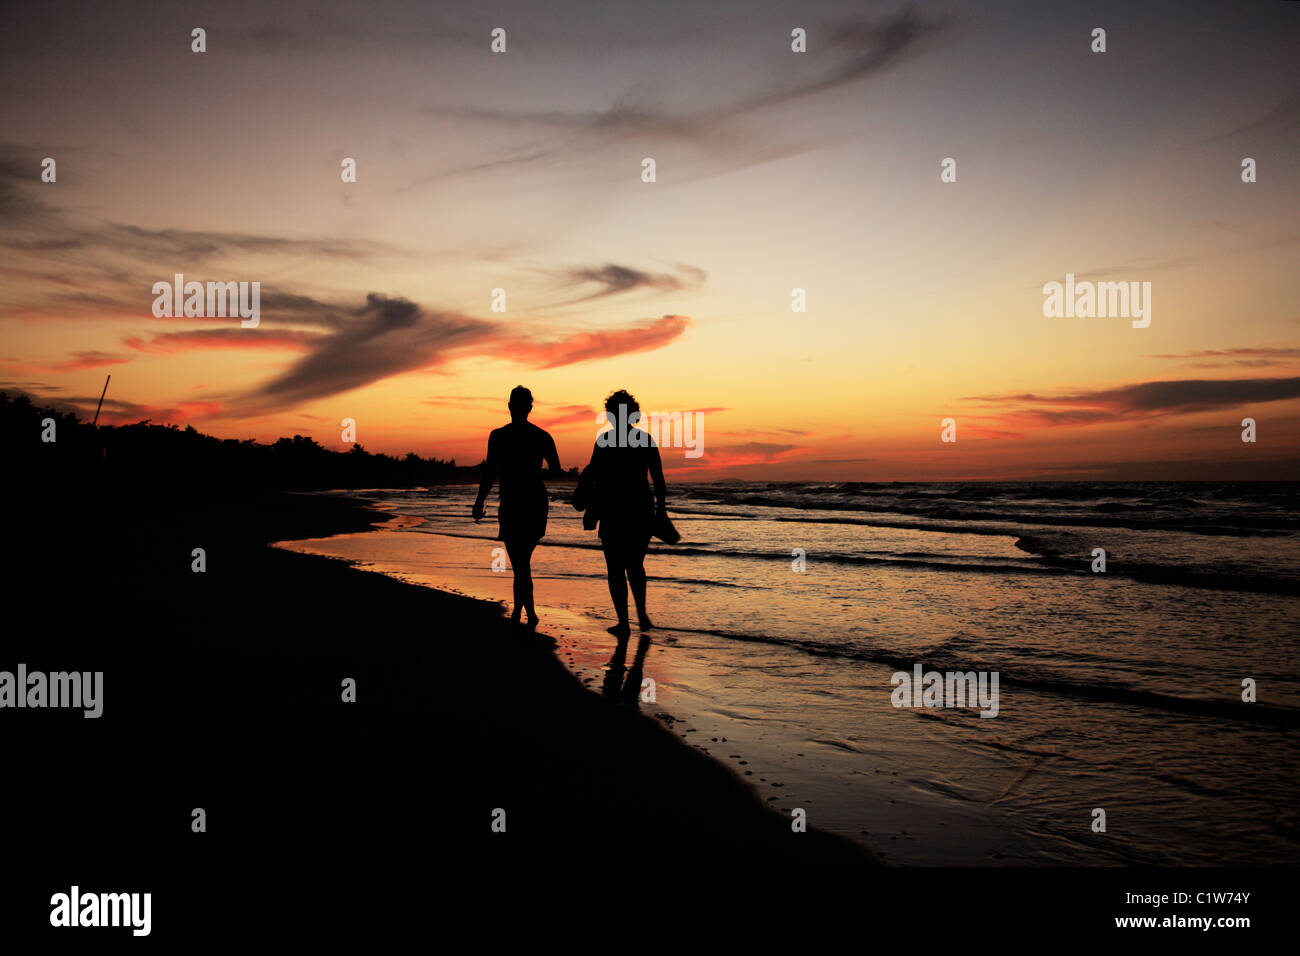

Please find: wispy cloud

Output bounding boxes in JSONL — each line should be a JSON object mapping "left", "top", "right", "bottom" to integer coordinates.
{"left": 967, "top": 376, "right": 1300, "bottom": 427}
{"left": 556, "top": 263, "right": 704, "bottom": 303}
{"left": 529, "top": 404, "right": 600, "bottom": 430}
{"left": 1, "top": 350, "right": 132, "bottom": 374}
{"left": 668, "top": 440, "right": 808, "bottom": 473}
{"left": 125, "top": 329, "right": 323, "bottom": 354}
{"left": 1148, "top": 347, "right": 1300, "bottom": 369}
{"left": 483, "top": 314, "right": 691, "bottom": 369}
{"left": 737, "top": 12, "right": 952, "bottom": 112}
{"left": 416, "top": 10, "right": 951, "bottom": 186}
{"left": 1209, "top": 89, "right": 1300, "bottom": 141}
{"left": 2, "top": 387, "right": 222, "bottom": 426}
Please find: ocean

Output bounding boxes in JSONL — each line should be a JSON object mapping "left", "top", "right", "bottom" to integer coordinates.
{"left": 279, "top": 480, "right": 1300, "bottom": 866}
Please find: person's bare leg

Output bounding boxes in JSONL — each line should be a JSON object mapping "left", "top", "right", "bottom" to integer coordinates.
{"left": 505, "top": 539, "right": 532, "bottom": 625}
{"left": 603, "top": 544, "right": 630, "bottom": 636}
{"left": 628, "top": 543, "right": 651, "bottom": 629}
{"left": 519, "top": 539, "right": 539, "bottom": 627}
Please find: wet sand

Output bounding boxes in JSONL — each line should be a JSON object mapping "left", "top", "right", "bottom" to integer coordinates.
{"left": 280, "top": 494, "right": 1300, "bottom": 867}
{"left": 5, "top": 483, "right": 876, "bottom": 891}
{"left": 281, "top": 519, "right": 1054, "bottom": 865}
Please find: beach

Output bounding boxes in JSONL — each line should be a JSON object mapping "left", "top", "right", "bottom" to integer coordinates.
{"left": 279, "top": 481, "right": 1300, "bottom": 866}
{"left": 4, "top": 463, "right": 1295, "bottom": 939}
{"left": 4, "top": 477, "right": 875, "bottom": 908}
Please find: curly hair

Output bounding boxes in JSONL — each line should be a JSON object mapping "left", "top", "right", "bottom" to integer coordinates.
{"left": 603, "top": 389, "right": 639, "bottom": 416}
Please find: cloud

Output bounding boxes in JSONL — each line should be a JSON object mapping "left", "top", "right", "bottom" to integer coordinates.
{"left": 0, "top": 219, "right": 400, "bottom": 268}
{"left": 1209, "top": 89, "right": 1300, "bottom": 141}
{"left": 557, "top": 263, "right": 704, "bottom": 303}
{"left": 1040, "top": 233, "right": 1300, "bottom": 290}
{"left": 738, "top": 12, "right": 952, "bottom": 112}
{"left": 529, "top": 405, "right": 600, "bottom": 430}
{"left": 224, "top": 294, "right": 495, "bottom": 415}
{"left": 667, "top": 440, "right": 807, "bottom": 472}
{"left": 420, "top": 394, "right": 503, "bottom": 410}
{"left": 483, "top": 314, "right": 691, "bottom": 369}
{"left": 0, "top": 149, "right": 413, "bottom": 323}
{"left": 4, "top": 387, "right": 222, "bottom": 426}
{"left": 125, "top": 329, "right": 323, "bottom": 354}
{"left": 966, "top": 376, "right": 1300, "bottom": 427}
{"left": 216, "top": 287, "right": 691, "bottom": 415}
{"left": 1, "top": 350, "right": 131, "bottom": 374}
{"left": 416, "top": 10, "right": 951, "bottom": 186}
{"left": 51, "top": 350, "right": 131, "bottom": 371}
{"left": 1148, "top": 347, "right": 1300, "bottom": 369}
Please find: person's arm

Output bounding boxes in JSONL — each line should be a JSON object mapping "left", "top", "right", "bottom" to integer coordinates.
{"left": 573, "top": 443, "right": 599, "bottom": 511}
{"left": 543, "top": 432, "right": 561, "bottom": 477}
{"left": 473, "top": 432, "right": 497, "bottom": 520}
{"left": 648, "top": 443, "right": 667, "bottom": 511}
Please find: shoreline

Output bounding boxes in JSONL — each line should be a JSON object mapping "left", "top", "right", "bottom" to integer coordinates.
{"left": 277, "top": 486, "right": 1300, "bottom": 867}
{"left": 276, "top": 493, "right": 1051, "bottom": 865}
{"left": 261, "top": 491, "right": 883, "bottom": 867}
{"left": 5, "top": 481, "right": 878, "bottom": 880}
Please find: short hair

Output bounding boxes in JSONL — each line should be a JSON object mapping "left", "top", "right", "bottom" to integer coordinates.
{"left": 604, "top": 389, "right": 639, "bottom": 415}
{"left": 508, "top": 385, "right": 533, "bottom": 410}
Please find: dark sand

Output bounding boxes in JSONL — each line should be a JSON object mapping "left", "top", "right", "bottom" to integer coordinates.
{"left": 10, "top": 479, "right": 1290, "bottom": 940}
{"left": 5, "top": 482, "right": 874, "bottom": 930}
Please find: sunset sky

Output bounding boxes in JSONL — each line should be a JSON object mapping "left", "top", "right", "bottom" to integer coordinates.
{"left": 2, "top": 0, "right": 1298, "bottom": 480}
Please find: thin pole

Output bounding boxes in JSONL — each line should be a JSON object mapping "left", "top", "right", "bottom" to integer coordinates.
{"left": 92, "top": 374, "right": 110, "bottom": 427}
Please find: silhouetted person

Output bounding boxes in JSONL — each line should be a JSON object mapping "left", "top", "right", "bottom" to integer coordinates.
{"left": 473, "top": 386, "right": 560, "bottom": 628}
{"left": 580, "top": 389, "right": 667, "bottom": 637}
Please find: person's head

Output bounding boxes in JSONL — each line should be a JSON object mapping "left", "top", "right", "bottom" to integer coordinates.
{"left": 508, "top": 385, "right": 533, "bottom": 422}
{"left": 604, "top": 389, "right": 640, "bottom": 427}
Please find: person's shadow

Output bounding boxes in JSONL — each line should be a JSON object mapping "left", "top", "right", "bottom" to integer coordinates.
{"left": 601, "top": 632, "right": 653, "bottom": 709}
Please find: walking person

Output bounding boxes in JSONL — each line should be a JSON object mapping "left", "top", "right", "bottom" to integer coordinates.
{"left": 473, "top": 386, "right": 561, "bottom": 628}
{"left": 574, "top": 389, "right": 667, "bottom": 637}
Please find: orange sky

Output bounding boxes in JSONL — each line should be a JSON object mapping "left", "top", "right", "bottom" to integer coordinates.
{"left": 3, "top": 0, "right": 1298, "bottom": 480}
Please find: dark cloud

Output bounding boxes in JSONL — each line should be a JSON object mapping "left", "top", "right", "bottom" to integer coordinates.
{"left": 558, "top": 263, "right": 704, "bottom": 303}
{"left": 225, "top": 294, "right": 495, "bottom": 415}
{"left": 1103, "top": 378, "right": 1300, "bottom": 412}
{"left": 967, "top": 376, "right": 1300, "bottom": 427}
